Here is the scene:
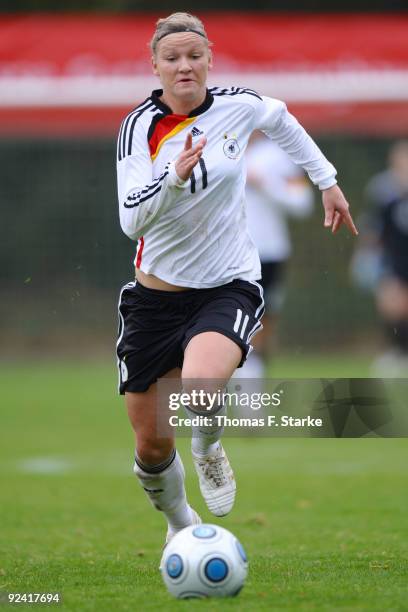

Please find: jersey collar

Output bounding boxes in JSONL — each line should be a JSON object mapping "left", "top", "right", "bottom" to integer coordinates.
{"left": 151, "top": 89, "right": 214, "bottom": 117}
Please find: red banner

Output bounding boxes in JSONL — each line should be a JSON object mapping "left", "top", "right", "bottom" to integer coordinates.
{"left": 1, "top": 13, "right": 408, "bottom": 135}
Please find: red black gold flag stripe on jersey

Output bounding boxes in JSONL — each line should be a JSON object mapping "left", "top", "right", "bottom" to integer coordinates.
{"left": 148, "top": 115, "right": 196, "bottom": 160}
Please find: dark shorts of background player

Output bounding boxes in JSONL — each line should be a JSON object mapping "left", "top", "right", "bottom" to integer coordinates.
{"left": 261, "top": 260, "right": 286, "bottom": 314}
{"left": 116, "top": 279, "right": 264, "bottom": 394}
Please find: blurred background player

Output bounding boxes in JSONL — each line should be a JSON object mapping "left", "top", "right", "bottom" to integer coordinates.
{"left": 236, "top": 132, "right": 314, "bottom": 378}
{"left": 351, "top": 140, "right": 408, "bottom": 375}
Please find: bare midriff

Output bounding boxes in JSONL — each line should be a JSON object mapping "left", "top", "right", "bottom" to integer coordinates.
{"left": 135, "top": 269, "right": 191, "bottom": 291}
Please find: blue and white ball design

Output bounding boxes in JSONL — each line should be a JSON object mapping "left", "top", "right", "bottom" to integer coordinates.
{"left": 160, "top": 524, "right": 248, "bottom": 599}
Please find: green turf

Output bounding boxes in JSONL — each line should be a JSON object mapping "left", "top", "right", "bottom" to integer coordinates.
{"left": 0, "top": 359, "right": 407, "bottom": 611}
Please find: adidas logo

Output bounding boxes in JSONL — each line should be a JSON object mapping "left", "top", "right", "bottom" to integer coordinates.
{"left": 191, "top": 126, "right": 204, "bottom": 137}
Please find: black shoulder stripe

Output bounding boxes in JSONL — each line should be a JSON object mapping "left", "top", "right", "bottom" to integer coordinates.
{"left": 120, "top": 100, "right": 154, "bottom": 161}
{"left": 118, "top": 99, "right": 155, "bottom": 162}
{"left": 209, "top": 87, "right": 228, "bottom": 95}
{"left": 126, "top": 102, "right": 156, "bottom": 159}
{"left": 119, "top": 97, "right": 152, "bottom": 153}
{"left": 241, "top": 88, "right": 262, "bottom": 101}
{"left": 117, "top": 98, "right": 150, "bottom": 160}
{"left": 209, "top": 86, "right": 262, "bottom": 101}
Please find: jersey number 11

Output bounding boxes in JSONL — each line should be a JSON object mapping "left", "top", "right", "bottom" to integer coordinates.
{"left": 190, "top": 158, "right": 208, "bottom": 194}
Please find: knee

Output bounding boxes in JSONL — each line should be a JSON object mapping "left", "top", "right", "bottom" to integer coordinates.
{"left": 136, "top": 438, "right": 174, "bottom": 467}
{"left": 182, "top": 365, "right": 223, "bottom": 382}
{"left": 182, "top": 371, "right": 225, "bottom": 395}
{"left": 181, "top": 379, "right": 225, "bottom": 414}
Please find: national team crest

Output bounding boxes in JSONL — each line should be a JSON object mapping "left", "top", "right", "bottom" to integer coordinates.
{"left": 223, "top": 138, "right": 240, "bottom": 159}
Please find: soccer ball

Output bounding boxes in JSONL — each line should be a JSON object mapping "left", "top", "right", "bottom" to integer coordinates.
{"left": 160, "top": 523, "right": 248, "bottom": 599}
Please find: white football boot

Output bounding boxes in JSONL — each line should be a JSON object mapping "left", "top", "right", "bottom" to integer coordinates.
{"left": 165, "top": 507, "right": 202, "bottom": 547}
{"left": 192, "top": 443, "right": 236, "bottom": 517}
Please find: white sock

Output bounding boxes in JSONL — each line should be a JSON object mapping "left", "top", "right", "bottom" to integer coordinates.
{"left": 192, "top": 438, "right": 220, "bottom": 457}
{"left": 133, "top": 449, "right": 193, "bottom": 532}
{"left": 185, "top": 403, "right": 225, "bottom": 457}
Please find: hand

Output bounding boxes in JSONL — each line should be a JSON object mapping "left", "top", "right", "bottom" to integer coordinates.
{"left": 175, "top": 133, "right": 207, "bottom": 182}
{"left": 322, "top": 184, "right": 358, "bottom": 236}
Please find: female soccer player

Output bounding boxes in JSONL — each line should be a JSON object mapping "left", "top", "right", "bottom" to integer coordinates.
{"left": 116, "top": 12, "right": 358, "bottom": 545}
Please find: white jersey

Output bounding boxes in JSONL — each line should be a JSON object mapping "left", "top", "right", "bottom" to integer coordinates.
{"left": 245, "top": 137, "right": 314, "bottom": 262}
{"left": 117, "top": 87, "right": 337, "bottom": 288}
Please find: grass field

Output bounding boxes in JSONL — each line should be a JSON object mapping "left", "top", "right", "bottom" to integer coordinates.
{"left": 1, "top": 357, "right": 407, "bottom": 611}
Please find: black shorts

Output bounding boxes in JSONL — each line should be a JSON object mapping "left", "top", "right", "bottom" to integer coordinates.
{"left": 116, "top": 279, "right": 264, "bottom": 393}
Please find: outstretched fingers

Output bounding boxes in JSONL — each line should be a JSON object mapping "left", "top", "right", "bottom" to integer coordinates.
{"left": 342, "top": 209, "right": 359, "bottom": 236}
{"left": 330, "top": 208, "right": 358, "bottom": 235}
{"left": 324, "top": 209, "right": 334, "bottom": 229}
{"left": 322, "top": 185, "right": 358, "bottom": 236}
{"left": 184, "top": 132, "right": 193, "bottom": 151}
{"left": 176, "top": 135, "right": 207, "bottom": 181}
{"left": 331, "top": 211, "right": 342, "bottom": 234}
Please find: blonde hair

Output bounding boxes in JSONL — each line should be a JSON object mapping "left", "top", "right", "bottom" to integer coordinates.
{"left": 150, "top": 12, "right": 210, "bottom": 55}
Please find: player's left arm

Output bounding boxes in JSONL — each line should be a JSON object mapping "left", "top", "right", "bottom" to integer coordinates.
{"left": 322, "top": 184, "right": 358, "bottom": 235}
{"left": 253, "top": 95, "right": 358, "bottom": 236}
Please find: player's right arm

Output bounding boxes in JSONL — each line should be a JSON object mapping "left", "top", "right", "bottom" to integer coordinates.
{"left": 117, "top": 121, "right": 182, "bottom": 241}
{"left": 117, "top": 123, "right": 206, "bottom": 241}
